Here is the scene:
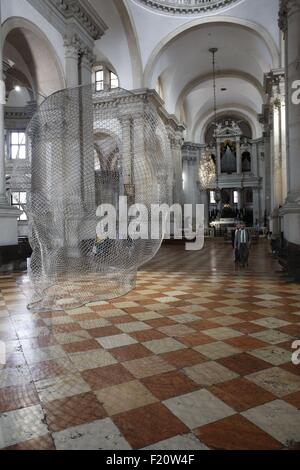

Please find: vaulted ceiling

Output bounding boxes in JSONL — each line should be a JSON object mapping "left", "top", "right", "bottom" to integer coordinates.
{"left": 88, "top": 0, "right": 280, "bottom": 141}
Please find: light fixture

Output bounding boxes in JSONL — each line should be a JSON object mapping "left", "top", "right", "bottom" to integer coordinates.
{"left": 209, "top": 47, "right": 222, "bottom": 206}
{"left": 14, "top": 85, "right": 21, "bottom": 92}
{"left": 198, "top": 148, "right": 216, "bottom": 190}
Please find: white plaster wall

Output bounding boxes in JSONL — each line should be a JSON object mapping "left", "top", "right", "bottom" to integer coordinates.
{"left": 90, "top": 0, "right": 135, "bottom": 90}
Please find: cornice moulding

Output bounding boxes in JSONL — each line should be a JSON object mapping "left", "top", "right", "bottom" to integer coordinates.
{"left": 27, "top": 0, "right": 107, "bottom": 46}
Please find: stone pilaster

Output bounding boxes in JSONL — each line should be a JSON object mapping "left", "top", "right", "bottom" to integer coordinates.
{"left": 279, "top": 0, "right": 300, "bottom": 246}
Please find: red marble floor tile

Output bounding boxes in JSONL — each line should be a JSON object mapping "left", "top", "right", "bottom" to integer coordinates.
{"left": 69, "top": 313, "right": 99, "bottom": 321}
{"left": 209, "top": 377, "right": 276, "bottom": 412}
{"left": 81, "top": 363, "right": 134, "bottom": 390}
{"left": 160, "top": 348, "right": 206, "bottom": 368}
{"left": 62, "top": 339, "right": 101, "bottom": 353}
{"left": 277, "top": 340, "right": 295, "bottom": 351}
{"left": 200, "top": 311, "right": 225, "bottom": 319}
{"left": 142, "top": 370, "right": 199, "bottom": 400}
{"left": 234, "top": 312, "right": 264, "bottom": 321}
{"left": 195, "top": 414, "right": 282, "bottom": 450}
{"left": 284, "top": 391, "right": 300, "bottom": 409}
{"left": 231, "top": 322, "right": 266, "bottom": 335}
{"left": 113, "top": 402, "right": 189, "bottom": 449}
{"left": 280, "top": 362, "right": 300, "bottom": 377}
{"left": 135, "top": 299, "right": 160, "bottom": 306}
{"left": 110, "top": 344, "right": 152, "bottom": 362}
{"left": 130, "top": 329, "right": 166, "bottom": 342}
{"left": 225, "top": 335, "right": 268, "bottom": 351}
{"left": 279, "top": 313, "right": 300, "bottom": 323}
{"left": 51, "top": 323, "right": 82, "bottom": 334}
{"left": 0, "top": 383, "right": 40, "bottom": 412}
{"left": 145, "top": 318, "right": 177, "bottom": 328}
{"left": 38, "top": 311, "right": 67, "bottom": 319}
{"left": 122, "top": 306, "right": 150, "bottom": 314}
{"left": 218, "top": 353, "right": 271, "bottom": 376}
{"left": 179, "top": 332, "right": 214, "bottom": 347}
{"left": 189, "top": 320, "right": 221, "bottom": 331}
{"left": 277, "top": 324, "right": 300, "bottom": 338}
{"left": 109, "top": 315, "right": 136, "bottom": 325}
{"left": 88, "top": 326, "right": 121, "bottom": 338}
{"left": 161, "top": 307, "right": 185, "bottom": 316}
{"left": 3, "top": 434, "right": 56, "bottom": 450}
{"left": 43, "top": 392, "right": 107, "bottom": 432}
{"left": 90, "top": 304, "right": 116, "bottom": 312}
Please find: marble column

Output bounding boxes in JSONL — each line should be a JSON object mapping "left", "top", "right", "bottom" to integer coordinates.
{"left": 236, "top": 137, "right": 242, "bottom": 175}
{"left": 216, "top": 138, "right": 221, "bottom": 176}
{"left": 0, "top": 3, "right": 6, "bottom": 205}
{"left": 253, "top": 187, "right": 261, "bottom": 225}
{"left": 237, "top": 188, "right": 243, "bottom": 211}
{"left": 0, "top": 3, "right": 20, "bottom": 246}
{"left": 120, "top": 115, "right": 132, "bottom": 188}
{"left": 80, "top": 48, "right": 94, "bottom": 86}
{"left": 202, "top": 190, "right": 209, "bottom": 228}
{"left": 251, "top": 140, "right": 259, "bottom": 176}
{"left": 279, "top": 0, "right": 300, "bottom": 245}
{"left": 64, "top": 37, "right": 80, "bottom": 88}
{"left": 170, "top": 133, "right": 183, "bottom": 205}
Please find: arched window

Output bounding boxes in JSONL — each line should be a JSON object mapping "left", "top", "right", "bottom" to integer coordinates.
{"left": 242, "top": 151, "right": 251, "bottom": 172}
{"left": 93, "top": 64, "right": 119, "bottom": 92}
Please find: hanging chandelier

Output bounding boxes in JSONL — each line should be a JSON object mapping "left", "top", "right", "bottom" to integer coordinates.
{"left": 210, "top": 47, "right": 222, "bottom": 205}
{"left": 198, "top": 148, "right": 216, "bottom": 189}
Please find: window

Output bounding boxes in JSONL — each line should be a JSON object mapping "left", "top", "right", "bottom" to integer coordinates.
{"left": 210, "top": 191, "right": 216, "bottom": 204}
{"left": 95, "top": 69, "right": 104, "bottom": 91}
{"left": 10, "top": 131, "right": 26, "bottom": 159}
{"left": 110, "top": 71, "right": 119, "bottom": 89}
{"left": 242, "top": 151, "right": 251, "bottom": 172}
{"left": 11, "top": 192, "right": 27, "bottom": 221}
{"left": 233, "top": 190, "right": 239, "bottom": 204}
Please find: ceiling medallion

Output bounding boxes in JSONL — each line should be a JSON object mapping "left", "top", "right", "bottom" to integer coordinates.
{"left": 135, "top": 0, "right": 240, "bottom": 15}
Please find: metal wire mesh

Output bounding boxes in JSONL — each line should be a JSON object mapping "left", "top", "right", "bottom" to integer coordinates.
{"left": 25, "top": 86, "right": 171, "bottom": 311}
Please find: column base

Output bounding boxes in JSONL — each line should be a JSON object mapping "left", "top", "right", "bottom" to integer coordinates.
{"left": 279, "top": 193, "right": 300, "bottom": 245}
{"left": 278, "top": 241, "right": 300, "bottom": 282}
{"left": 270, "top": 208, "right": 281, "bottom": 238}
{"left": 0, "top": 205, "right": 21, "bottom": 246}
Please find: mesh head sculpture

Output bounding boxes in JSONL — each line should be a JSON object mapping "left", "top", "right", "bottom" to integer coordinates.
{"left": 26, "top": 86, "right": 171, "bottom": 311}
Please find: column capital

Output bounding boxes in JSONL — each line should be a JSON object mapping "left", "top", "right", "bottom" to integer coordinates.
{"left": 279, "top": 0, "right": 300, "bottom": 35}
{"left": 64, "top": 33, "right": 85, "bottom": 58}
{"left": 81, "top": 46, "right": 95, "bottom": 71}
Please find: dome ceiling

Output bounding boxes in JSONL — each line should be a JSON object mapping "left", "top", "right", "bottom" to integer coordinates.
{"left": 133, "top": 0, "right": 241, "bottom": 15}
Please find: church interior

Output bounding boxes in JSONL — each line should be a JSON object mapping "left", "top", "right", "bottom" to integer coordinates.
{"left": 0, "top": 0, "right": 300, "bottom": 452}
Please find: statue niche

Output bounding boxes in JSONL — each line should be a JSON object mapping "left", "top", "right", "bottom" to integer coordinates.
{"left": 221, "top": 140, "right": 236, "bottom": 174}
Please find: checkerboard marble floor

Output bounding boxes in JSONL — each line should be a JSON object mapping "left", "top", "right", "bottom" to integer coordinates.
{"left": 0, "top": 239, "right": 299, "bottom": 450}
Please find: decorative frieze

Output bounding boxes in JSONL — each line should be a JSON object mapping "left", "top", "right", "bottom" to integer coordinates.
{"left": 135, "top": 0, "right": 240, "bottom": 15}
{"left": 48, "top": 0, "right": 107, "bottom": 40}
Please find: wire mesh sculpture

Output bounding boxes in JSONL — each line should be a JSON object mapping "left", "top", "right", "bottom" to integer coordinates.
{"left": 25, "top": 86, "right": 171, "bottom": 311}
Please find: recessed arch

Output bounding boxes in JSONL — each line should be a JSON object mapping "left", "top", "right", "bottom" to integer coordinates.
{"left": 192, "top": 106, "right": 262, "bottom": 142}
{"left": 144, "top": 16, "right": 280, "bottom": 87}
{"left": 112, "top": 0, "right": 143, "bottom": 88}
{"left": 2, "top": 16, "right": 65, "bottom": 97}
{"left": 176, "top": 70, "right": 264, "bottom": 118}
